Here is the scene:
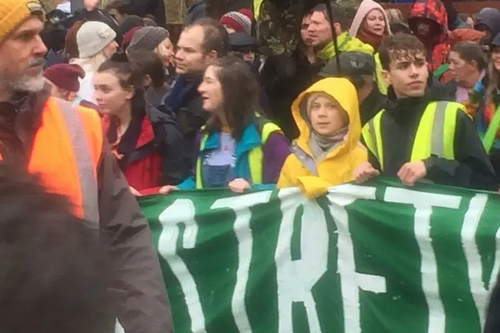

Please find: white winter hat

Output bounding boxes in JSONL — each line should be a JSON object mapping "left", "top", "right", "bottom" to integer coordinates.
{"left": 77, "top": 21, "right": 116, "bottom": 58}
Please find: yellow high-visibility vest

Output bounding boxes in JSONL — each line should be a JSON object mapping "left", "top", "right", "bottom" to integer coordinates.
{"left": 195, "top": 117, "right": 280, "bottom": 189}
{"left": 362, "top": 101, "right": 463, "bottom": 171}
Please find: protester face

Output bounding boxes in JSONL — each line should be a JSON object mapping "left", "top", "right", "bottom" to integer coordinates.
{"left": 198, "top": 65, "right": 223, "bottom": 113}
{"left": 155, "top": 38, "right": 175, "bottom": 67}
{"left": 175, "top": 26, "right": 214, "bottom": 75}
{"left": 0, "top": 17, "right": 47, "bottom": 93}
{"left": 449, "top": 51, "right": 478, "bottom": 85}
{"left": 308, "top": 11, "right": 333, "bottom": 47}
{"left": 308, "top": 95, "right": 346, "bottom": 136}
{"left": 223, "top": 25, "right": 236, "bottom": 34}
{"left": 46, "top": 80, "right": 77, "bottom": 102}
{"left": 301, "top": 15, "right": 314, "bottom": 46}
{"left": 364, "top": 9, "right": 386, "bottom": 36}
{"left": 492, "top": 47, "right": 500, "bottom": 72}
{"left": 383, "top": 51, "right": 428, "bottom": 98}
{"left": 93, "top": 71, "right": 134, "bottom": 115}
{"left": 103, "top": 40, "right": 119, "bottom": 58}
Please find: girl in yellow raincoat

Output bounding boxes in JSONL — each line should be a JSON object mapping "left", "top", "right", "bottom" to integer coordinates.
{"left": 277, "top": 77, "right": 369, "bottom": 198}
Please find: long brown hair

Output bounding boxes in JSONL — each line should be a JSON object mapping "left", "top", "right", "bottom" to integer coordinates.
{"left": 205, "top": 56, "right": 259, "bottom": 140}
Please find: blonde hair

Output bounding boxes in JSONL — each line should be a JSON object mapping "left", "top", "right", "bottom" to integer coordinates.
{"left": 154, "top": 38, "right": 173, "bottom": 65}
{"left": 385, "top": 8, "right": 406, "bottom": 24}
{"left": 70, "top": 52, "right": 109, "bottom": 73}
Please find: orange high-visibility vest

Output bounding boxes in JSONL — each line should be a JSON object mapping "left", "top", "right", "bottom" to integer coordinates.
{"left": 0, "top": 97, "right": 103, "bottom": 223}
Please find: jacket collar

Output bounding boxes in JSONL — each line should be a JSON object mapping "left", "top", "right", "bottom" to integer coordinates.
{"left": 316, "top": 32, "right": 351, "bottom": 60}
{"left": 202, "top": 123, "right": 261, "bottom": 157}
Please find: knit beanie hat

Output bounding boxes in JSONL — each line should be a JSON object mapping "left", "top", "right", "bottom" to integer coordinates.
{"left": 44, "top": 64, "right": 86, "bottom": 92}
{"left": 77, "top": 21, "right": 117, "bottom": 58}
{"left": 0, "top": 0, "right": 44, "bottom": 43}
{"left": 122, "top": 26, "right": 142, "bottom": 50}
{"left": 128, "top": 27, "right": 170, "bottom": 52}
{"left": 220, "top": 10, "right": 253, "bottom": 35}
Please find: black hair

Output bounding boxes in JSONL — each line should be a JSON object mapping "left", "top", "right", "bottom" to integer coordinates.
{"left": 205, "top": 56, "right": 259, "bottom": 140}
{"left": 185, "top": 18, "right": 230, "bottom": 57}
{"left": 0, "top": 163, "right": 112, "bottom": 333}
{"left": 127, "top": 50, "right": 166, "bottom": 89}
{"left": 312, "top": 2, "right": 349, "bottom": 31}
{"left": 451, "top": 41, "right": 488, "bottom": 71}
{"left": 105, "top": 0, "right": 131, "bottom": 15}
{"left": 379, "top": 33, "right": 426, "bottom": 70}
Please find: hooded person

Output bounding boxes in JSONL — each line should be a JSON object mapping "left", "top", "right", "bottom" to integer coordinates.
{"left": 474, "top": 8, "right": 500, "bottom": 47}
{"left": 433, "top": 28, "right": 485, "bottom": 83}
{"left": 277, "top": 78, "right": 367, "bottom": 199}
{"left": 349, "top": 0, "right": 392, "bottom": 50}
{"left": 408, "top": 0, "right": 450, "bottom": 72}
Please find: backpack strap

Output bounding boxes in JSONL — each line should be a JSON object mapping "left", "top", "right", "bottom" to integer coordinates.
{"left": 290, "top": 144, "right": 318, "bottom": 176}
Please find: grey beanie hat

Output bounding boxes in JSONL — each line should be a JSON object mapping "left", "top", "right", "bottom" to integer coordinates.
{"left": 77, "top": 21, "right": 117, "bottom": 58}
{"left": 127, "top": 27, "right": 170, "bottom": 52}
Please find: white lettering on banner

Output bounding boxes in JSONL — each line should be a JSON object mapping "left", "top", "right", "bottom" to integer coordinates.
{"left": 384, "top": 188, "right": 462, "bottom": 333}
{"left": 158, "top": 199, "right": 207, "bottom": 333}
{"left": 327, "top": 184, "right": 384, "bottom": 333}
{"left": 211, "top": 191, "right": 273, "bottom": 333}
{"left": 275, "top": 188, "right": 327, "bottom": 333}
{"left": 461, "top": 194, "right": 500, "bottom": 329}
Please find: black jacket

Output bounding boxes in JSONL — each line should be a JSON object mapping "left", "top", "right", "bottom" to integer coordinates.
{"left": 125, "top": 0, "right": 166, "bottom": 27}
{"left": 365, "top": 87, "right": 497, "bottom": 190}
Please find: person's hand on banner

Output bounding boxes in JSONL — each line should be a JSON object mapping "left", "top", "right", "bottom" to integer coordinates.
{"left": 228, "top": 178, "right": 250, "bottom": 193}
{"left": 159, "top": 185, "right": 178, "bottom": 195}
{"left": 83, "top": 0, "right": 99, "bottom": 10}
{"left": 352, "top": 162, "right": 379, "bottom": 183}
{"left": 397, "top": 161, "right": 427, "bottom": 186}
{"left": 129, "top": 186, "right": 142, "bottom": 197}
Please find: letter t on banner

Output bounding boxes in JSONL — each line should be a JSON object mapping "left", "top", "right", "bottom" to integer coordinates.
{"left": 384, "top": 188, "right": 462, "bottom": 333}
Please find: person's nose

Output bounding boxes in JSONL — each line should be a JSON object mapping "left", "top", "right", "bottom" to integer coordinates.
{"left": 33, "top": 35, "right": 47, "bottom": 57}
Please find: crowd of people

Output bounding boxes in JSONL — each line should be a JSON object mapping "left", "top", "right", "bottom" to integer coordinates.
{"left": 37, "top": 0, "right": 500, "bottom": 197}
{"left": 3, "top": 0, "right": 500, "bottom": 331}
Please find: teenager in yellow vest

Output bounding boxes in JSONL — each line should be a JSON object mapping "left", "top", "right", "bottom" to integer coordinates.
{"left": 0, "top": 1, "right": 172, "bottom": 332}
{"left": 355, "top": 33, "right": 496, "bottom": 190}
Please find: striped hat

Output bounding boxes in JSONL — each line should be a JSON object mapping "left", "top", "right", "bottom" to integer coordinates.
{"left": 220, "top": 10, "right": 253, "bottom": 35}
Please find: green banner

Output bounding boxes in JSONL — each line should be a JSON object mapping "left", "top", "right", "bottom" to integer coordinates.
{"left": 139, "top": 179, "right": 500, "bottom": 333}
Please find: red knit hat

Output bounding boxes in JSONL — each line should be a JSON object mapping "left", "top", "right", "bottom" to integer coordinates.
{"left": 220, "top": 9, "right": 253, "bottom": 35}
{"left": 122, "top": 26, "right": 142, "bottom": 50}
{"left": 44, "top": 64, "right": 85, "bottom": 92}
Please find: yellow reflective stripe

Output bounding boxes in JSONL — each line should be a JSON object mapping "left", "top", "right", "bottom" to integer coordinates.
{"left": 411, "top": 103, "right": 437, "bottom": 162}
{"left": 411, "top": 102, "right": 458, "bottom": 162}
{"left": 249, "top": 122, "right": 281, "bottom": 184}
{"left": 373, "top": 111, "right": 384, "bottom": 171}
{"left": 196, "top": 133, "right": 209, "bottom": 189}
{"left": 254, "top": 0, "right": 264, "bottom": 19}
{"left": 362, "top": 111, "right": 385, "bottom": 170}
{"left": 443, "top": 103, "right": 459, "bottom": 159}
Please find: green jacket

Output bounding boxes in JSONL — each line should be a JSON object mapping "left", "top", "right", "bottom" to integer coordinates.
{"left": 316, "top": 32, "right": 388, "bottom": 95}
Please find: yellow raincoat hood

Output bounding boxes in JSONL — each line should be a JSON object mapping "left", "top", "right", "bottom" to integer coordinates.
{"left": 277, "top": 78, "right": 368, "bottom": 198}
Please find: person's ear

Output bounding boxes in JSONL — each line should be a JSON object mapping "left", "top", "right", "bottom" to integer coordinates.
{"left": 125, "top": 86, "right": 135, "bottom": 100}
{"left": 205, "top": 50, "right": 218, "bottom": 64}
{"left": 382, "top": 69, "right": 391, "bottom": 86}
{"left": 334, "top": 23, "right": 342, "bottom": 36}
